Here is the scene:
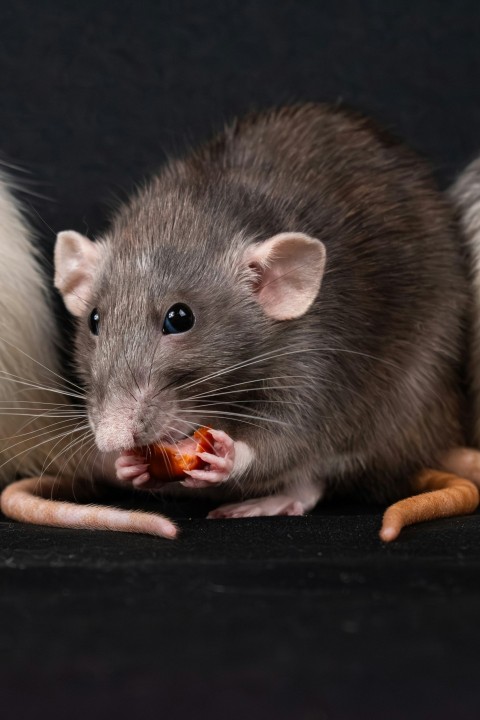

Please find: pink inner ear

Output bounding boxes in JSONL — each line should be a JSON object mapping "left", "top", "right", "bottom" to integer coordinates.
{"left": 246, "top": 232, "right": 326, "bottom": 321}
{"left": 54, "top": 230, "right": 101, "bottom": 317}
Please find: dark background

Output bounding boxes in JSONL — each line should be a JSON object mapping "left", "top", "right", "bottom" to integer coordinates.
{"left": 1, "top": 1, "right": 480, "bottom": 719}
{"left": 2, "top": 1, "right": 480, "bottom": 244}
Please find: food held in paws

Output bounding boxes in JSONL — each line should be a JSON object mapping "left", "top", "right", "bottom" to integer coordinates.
{"left": 148, "top": 426, "right": 214, "bottom": 482}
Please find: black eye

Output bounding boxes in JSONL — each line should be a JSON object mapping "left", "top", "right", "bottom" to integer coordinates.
{"left": 163, "top": 303, "right": 195, "bottom": 334}
{"left": 89, "top": 308, "right": 100, "bottom": 336}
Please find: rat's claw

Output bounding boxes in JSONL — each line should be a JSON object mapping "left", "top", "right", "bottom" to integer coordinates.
{"left": 184, "top": 430, "right": 236, "bottom": 487}
{"left": 181, "top": 469, "right": 227, "bottom": 488}
{"left": 196, "top": 451, "right": 233, "bottom": 474}
{"left": 209, "top": 428, "right": 235, "bottom": 452}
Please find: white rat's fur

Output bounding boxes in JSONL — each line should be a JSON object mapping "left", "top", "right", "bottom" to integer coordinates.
{"left": 450, "top": 158, "right": 480, "bottom": 447}
{"left": 0, "top": 176, "right": 78, "bottom": 483}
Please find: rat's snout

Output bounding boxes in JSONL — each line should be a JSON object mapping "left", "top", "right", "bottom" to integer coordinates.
{"left": 90, "top": 383, "right": 163, "bottom": 452}
{"left": 91, "top": 397, "right": 145, "bottom": 453}
{"left": 94, "top": 414, "right": 136, "bottom": 453}
{"left": 89, "top": 360, "right": 187, "bottom": 452}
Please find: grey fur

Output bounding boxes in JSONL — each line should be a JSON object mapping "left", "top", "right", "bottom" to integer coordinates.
{"left": 75, "top": 104, "right": 468, "bottom": 503}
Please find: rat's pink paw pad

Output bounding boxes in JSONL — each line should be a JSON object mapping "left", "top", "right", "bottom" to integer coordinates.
{"left": 208, "top": 495, "right": 305, "bottom": 519}
{"left": 181, "top": 428, "right": 235, "bottom": 489}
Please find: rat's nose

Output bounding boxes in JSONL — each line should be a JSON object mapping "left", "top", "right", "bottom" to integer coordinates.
{"left": 132, "top": 431, "right": 144, "bottom": 447}
{"left": 95, "top": 417, "right": 136, "bottom": 452}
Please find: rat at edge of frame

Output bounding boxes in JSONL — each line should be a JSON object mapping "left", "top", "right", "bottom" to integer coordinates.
{"left": 3, "top": 102, "right": 480, "bottom": 541}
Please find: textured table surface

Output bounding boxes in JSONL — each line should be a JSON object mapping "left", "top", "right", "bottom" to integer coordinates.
{"left": 2, "top": 501, "right": 480, "bottom": 720}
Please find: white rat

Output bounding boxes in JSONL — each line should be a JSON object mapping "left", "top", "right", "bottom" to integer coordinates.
{"left": 0, "top": 174, "right": 80, "bottom": 485}
{"left": 438, "top": 155, "right": 480, "bottom": 491}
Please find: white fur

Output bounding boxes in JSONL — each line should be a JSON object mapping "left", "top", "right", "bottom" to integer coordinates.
{"left": 451, "top": 159, "right": 480, "bottom": 446}
{"left": 0, "top": 177, "right": 79, "bottom": 484}
{"left": 231, "top": 440, "right": 255, "bottom": 478}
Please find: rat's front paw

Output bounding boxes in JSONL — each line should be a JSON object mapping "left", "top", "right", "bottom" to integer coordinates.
{"left": 115, "top": 451, "right": 151, "bottom": 488}
{"left": 181, "top": 428, "right": 235, "bottom": 489}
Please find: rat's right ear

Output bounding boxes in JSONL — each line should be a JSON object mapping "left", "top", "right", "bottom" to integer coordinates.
{"left": 54, "top": 231, "right": 102, "bottom": 316}
{"left": 245, "top": 232, "right": 326, "bottom": 320}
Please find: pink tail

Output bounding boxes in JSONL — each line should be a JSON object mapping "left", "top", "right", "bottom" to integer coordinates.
{"left": 0, "top": 476, "right": 178, "bottom": 539}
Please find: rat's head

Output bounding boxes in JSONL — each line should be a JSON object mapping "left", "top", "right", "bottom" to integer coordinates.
{"left": 54, "top": 195, "right": 325, "bottom": 453}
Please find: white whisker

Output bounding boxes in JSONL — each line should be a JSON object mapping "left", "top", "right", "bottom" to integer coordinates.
{"left": 82, "top": 443, "right": 101, "bottom": 491}
{"left": 0, "top": 332, "right": 85, "bottom": 393}
{"left": 192, "top": 399, "right": 303, "bottom": 408}
{"left": 178, "top": 378, "right": 308, "bottom": 402}
{"left": 174, "top": 344, "right": 403, "bottom": 399}
{"left": 0, "top": 423, "right": 91, "bottom": 472}
{"left": 183, "top": 409, "right": 289, "bottom": 426}
{"left": 50, "top": 429, "right": 94, "bottom": 480}
{"left": 0, "top": 412, "right": 87, "bottom": 418}
{"left": 69, "top": 436, "right": 98, "bottom": 489}
{"left": 0, "top": 417, "right": 85, "bottom": 443}
{"left": 0, "top": 370, "right": 85, "bottom": 400}
{"left": 0, "top": 399, "right": 79, "bottom": 407}
{"left": 180, "top": 411, "right": 278, "bottom": 433}
{"left": 41, "top": 423, "right": 91, "bottom": 478}
{"left": 40, "top": 428, "right": 94, "bottom": 501}
{"left": 174, "top": 347, "right": 305, "bottom": 393}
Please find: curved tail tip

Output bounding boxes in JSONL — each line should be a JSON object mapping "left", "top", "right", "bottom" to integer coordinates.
{"left": 379, "top": 523, "right": 400, "bottom": 543}
{"left": 147, "top": 514, "right": 179, "bottom": 539}
{"left": 163, "top": 522, "right": 179, "bottom": 540}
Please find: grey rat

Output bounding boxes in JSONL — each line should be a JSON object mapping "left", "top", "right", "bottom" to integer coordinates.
{"left": 1, "top": 104, "right": 475, "bottom": 539}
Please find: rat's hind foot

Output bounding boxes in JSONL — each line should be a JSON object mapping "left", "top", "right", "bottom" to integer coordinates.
{"left": 181, "top": 428, "right": 235, "bottom": 489}
{"left": 207, "top": 478, "right": 323, "bottom": 520}
{"left": 208, "top": 477, "right": 322, "bottom": 519}
{"left": 208, "top": 495, "right": 305, "bottom": 519}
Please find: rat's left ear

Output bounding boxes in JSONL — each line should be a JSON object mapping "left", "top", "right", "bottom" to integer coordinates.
{"left": 245, "top": 232, "right": 326, "bottom": 320}
{"left": 54, "top": 230, "right": 103, "bottom": 316}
